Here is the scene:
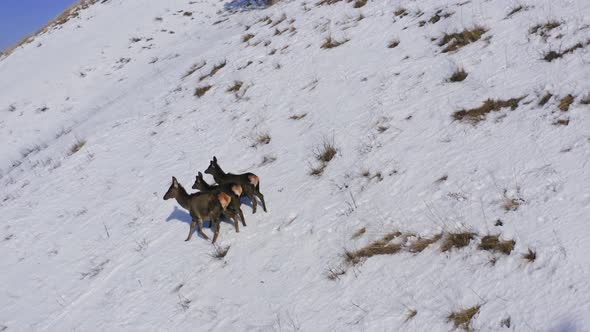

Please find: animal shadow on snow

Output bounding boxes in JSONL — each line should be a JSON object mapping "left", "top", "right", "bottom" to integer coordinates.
{"left": 165, "top": 206, "right": 239, "bottom": 239}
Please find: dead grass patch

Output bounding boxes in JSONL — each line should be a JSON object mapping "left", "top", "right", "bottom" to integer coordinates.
{"left": 448, "top": 305, "right": 480, "bottom": 331}
{"left": 453, "top": 97, "right": 525, "bottom": 124}
{"left": 405, "top": 308, "right": 418, "bottom": 321}
{"left": 408, "top": 234, "right": 443, "bottom": 253}
{"left": 394, "top": 8, "right": 408, "bottom": 17}
{"left": 478, "top": 235, "right": 515, "bottom": 255}
{"left": 326, "top": 266, "right": 346, "bottom": 280}
{"left": 429, "top": 10, "right": 453, "bottom": 24}
{"left": 242, "top": 33, "right": 255, "bottom": 43}
{"left": 544, "top": 40, "right": 590, "bottom": 62}
{"left": 558, "top": 94, "right": 574, "bottom": 112}
{"left": 321, "top": 36, "right": 349, "bottom": 49}
{"left": 539, "top": 92, "right": 553, "bottom": 106}
{"left": 253, "top": 133, "right": 271, "bottom": 147}
{"left": 194, "top": 85, "right": 212, "bottom": 97}
{"left": 314, "top": 140, "right": 338, "bottom": 163}
{"left": 69, "top": 139, "right": 87, "bottom": 155}
{"left": 345, "top": 231, "right": 403, "bottom": 265}
{"left": 441, "top": 232, "right": 475, "bottom": 252}
{"left": 449, "top": 68, "right": 468, "bottom": 82}
{"left": 353, "top": 0, "right": 367, "bottom": 8}
{"left": 182, "top": 61, "right": 206, "bottom": 79}
{"left": 530, "top": 21, "right": 560, "bottom": 40}
{"left": 211, "top": 245, "right": 230, "bottom": 259}
{"left": 439, "top": 26, "right": 487, "bottom": 53}
{"left": 199, "top": 61, "right": 226, "bottom": 81}
{"left": 553, "top": 118, "right": 569, "bottom": 126}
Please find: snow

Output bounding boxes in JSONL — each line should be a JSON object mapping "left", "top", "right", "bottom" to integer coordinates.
{"left": 1, "top": 0, "right": 590, "bottom": 330}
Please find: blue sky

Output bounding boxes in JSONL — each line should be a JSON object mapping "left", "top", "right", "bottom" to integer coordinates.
{"left": 0, "top": 0, "right": 77, "bottom": 51}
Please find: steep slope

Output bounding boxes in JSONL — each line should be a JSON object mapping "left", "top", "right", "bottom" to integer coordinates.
{"left": 1, "top": 0, "right": 590, "bottom": 330}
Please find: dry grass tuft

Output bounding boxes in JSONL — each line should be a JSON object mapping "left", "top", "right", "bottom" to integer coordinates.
{"left": 558, "top": 94, "right": 574, "bottom": 112}
{"left": 351, "top": 227, "right": 366, "bottom": 239}
{"left": 453, "top": 97, "right": 524, "bottom": 124}
{"left": 553, "top": 118, "right": 569, "bottom": 126}
{"left": 309, "top": 163, "right": 327, "bottom": 176}
{"left": 226, "top": 81, "right": 243, "bottom": 93}
{"left": 211, "top": 245, "right": 230, "bottom": 259}
{"left": 449, "top": 68, "right": 468, "bottom": 82}
{"left": 580, "top": 95, "right": 590, "bottom": 105}
{"left": 394, "top": 8, "right": 408, "bottom": 17}
{"left": 502, "top": 197, "right": 523, "bottom": 211}
{"left": 199, "top": 61, "right": 226, "bottom": 81}
{"left": 448, "top": 305, "right": 480, "bottom": 331}
{"left": 408, "top": 234, "right": 443, "bottom": 253}
{"left": 321, "top": 36, "right": 349, "bottom": 49}
{"left": 429, "top": 10, "right": 453, "bottom": 24}
{"left": 353, "top": 0, "right": 367, "bottom": 8}
{"left": 388, "top": 39, "right": 400, "bottom": 48}
{"left": 405, "top": 308, "right": 418, "bottom": 321}
{"left": 439, "top": 26, "right": 487, "bottom": 53}
{"left": 478, "top": 235, "right": 515, "bottom": 255}
{"left": 506, "top": 5, "right": 527, "bottom": 18}
{"left": 194, "top": 85, "right": 212, "bottom": 97}
{"left": 314, "top": 140, "right": 338, "bottom": 163}
{"left": 435, "top": 175, "right": 448, "bottom": 183}
{"left": 530, "top": 21, "right": 561, "bottom": 39}
{"left": 523, "top": 248, "right": 536, "bottom": 262}
{"left": 242, "top": 33, "right": 255, "bottom": 43}
{"left": 539, "top": 92, "right": 553, "bottom": 106}
{"left": 254, "top": 133, "right": 271, "bottom": 147}
{"left": 345, "top": 231, "right": 403, "bottom": 265}
{"left": 69, "top": 139, "right": 87, "bottom": 155}
{"left": 441, "top": 232, "right": 475, "bottom": 252}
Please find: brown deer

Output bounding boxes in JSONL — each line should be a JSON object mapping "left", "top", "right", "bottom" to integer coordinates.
{"left": 205, "top": 156, "right": 267, "bottom": 213}
{"left": 163, "top": 176, "right": 231, "bottom": 243}
{"left": 192, "top": 172, "right": 246, "bottom": 230}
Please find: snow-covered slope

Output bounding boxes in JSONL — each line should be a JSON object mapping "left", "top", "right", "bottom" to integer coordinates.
{"left": 1, "top": 0, "right": 590, "bottom": 330}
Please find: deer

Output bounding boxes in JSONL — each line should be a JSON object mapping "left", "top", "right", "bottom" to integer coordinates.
{"left": 163, "top": 176, "right": 233, "bottom": 243}
{"left": 192, "top": 171, "right": 247, "bottom": 231}
{"left": 205, "top": 156, "right": 267, "bottom": 213}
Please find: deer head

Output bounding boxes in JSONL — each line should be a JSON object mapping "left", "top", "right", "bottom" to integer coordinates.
{"left": 204, "top": 156, "right": 219, "bottom": 176}
{"left": 192, "top": 172, "right": 207, "bottom": 190}
{"left": 163, "top": 176, "right": 180, "bottom": 200}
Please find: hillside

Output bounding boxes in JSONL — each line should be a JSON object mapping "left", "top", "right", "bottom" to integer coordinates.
{"left": 1, "top": 0, "right": 590, "bottom": 330}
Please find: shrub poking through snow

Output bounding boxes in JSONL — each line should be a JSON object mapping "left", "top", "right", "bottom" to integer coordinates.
{"left": 558, "top": 94, "right": 574, "bottom": 112}
{"left": 289, "top": 113, "right": 307, "bottom": 120}
{"left": 227, "top": 81, "right": 243, "bottom": 93}
{"left": 530, "top": 21, "right": 560, "bottom": 39}
{"left": 447, "top": 305, "right": 480, "bottom": 331}
{"left": 394, "top": 8, "right": 407, "bottom": 17}
{"left": 544, "top": 40, "right": 590, "bottom": 62}
{"left": 182, "top": 61, "right": 206, "bottom": 79}
{"left": 523, "top": 248, "right": 536, "bottom": 262}
{"left": 253, "top": 132, "right": 271, "bottom": 147}
{"left": 439, "top": 26, "right": 487, "bottom": 53}
{"left": 326, "top": 266, "right": 346, "bottom": 280}
{"left": 449, "top": 68, "right": 467, "bottom": 82}
{"left": 69, "top": 139, "right": 87, "bottom": 155}
{"left": 321, "top": 36, "right": 349, "bottom": 49}
{"left": 353, "top": 0, "right": 367, "bottom": 8}
{"left": 309, "top": 138, "right": 338, "bottom": 176}
{"left": 452, "top": 97, "right": 525, "bottom": 124}
{"left": 194, "top": 85, "right": 212, "bottom": 97}
{"left": 478, "top": 235, "right": 515, "bottom": 255}
{"left": 440, "top": 232, "right": 475, "bottom": 252}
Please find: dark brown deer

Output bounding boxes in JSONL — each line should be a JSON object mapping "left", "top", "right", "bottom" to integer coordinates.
{"left": 205, "top": 156, "right": 267, "bottom": 213}
{"left": 163, "top": 176, "right": 231, "bottom": 243}
{"left": 192, "top": 172, "right": 246, "bottom": 230}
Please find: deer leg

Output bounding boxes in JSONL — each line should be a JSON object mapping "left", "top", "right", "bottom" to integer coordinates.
{"left": 196, "top": 217, "right": 208, "bottom": 240}
{"left": 254, "top": 189, "right": 267, "bottom": 213}
{"left": 232, "top": 197, "right": 246, "bottom": 226}
{"left": 227, "top": 208, "right": 239, "bottom": 233}
{"left": 211, "top": 216, "right": 221, "bottom": 244}
{"left": 244, "top": 188, "right": 258, "bottom": 214}
{"left": 186, "top": 219, "right": 197, "bottom": 241}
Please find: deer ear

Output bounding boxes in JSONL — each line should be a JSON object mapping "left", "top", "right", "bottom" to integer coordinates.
{"left": 213, "top": 156, "right": 217, "bottom": 163}
{"left": 172, "top": 176, "right": 179, "bottom": 188}
{"left": 198, "top": 172, "right": 203, "bottom": 177}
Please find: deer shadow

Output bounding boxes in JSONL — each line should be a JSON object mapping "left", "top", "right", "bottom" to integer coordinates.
{"left": 165, "top": 206, "right": 240, "bottom": 236}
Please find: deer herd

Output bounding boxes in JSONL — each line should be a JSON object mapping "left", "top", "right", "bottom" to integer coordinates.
{"left": 163, "top": 156, "right": 267, "bottom": 244}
